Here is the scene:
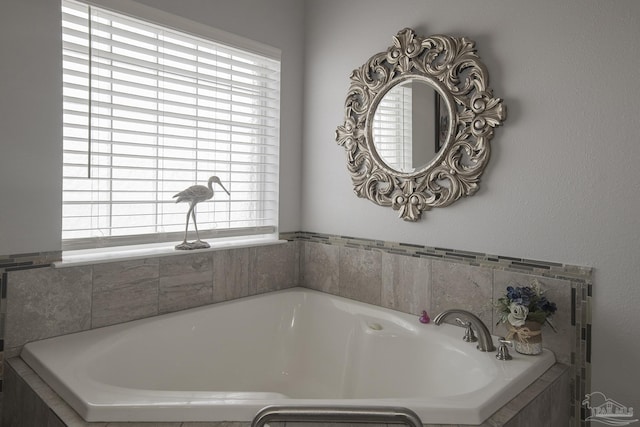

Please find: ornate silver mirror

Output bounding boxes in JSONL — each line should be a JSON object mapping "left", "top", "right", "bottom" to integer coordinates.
{"left": 336, "top": 28, "right": 506, "bottom": 221}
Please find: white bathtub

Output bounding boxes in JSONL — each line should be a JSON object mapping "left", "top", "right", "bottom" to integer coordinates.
{"left": 21, "top": 287, "right": 555, "bottom": 425}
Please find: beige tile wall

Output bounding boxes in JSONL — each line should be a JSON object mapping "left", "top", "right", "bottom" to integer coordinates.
{"left": 291, "top": 231, "right": 591, "bottom": 427}
{"left": 1, "top": 232, "right": 589, "bottom": 425}
{"left": 4, "top": 242, "right": 299, "bottom": 355}
{"left": 292, "top": 232, "right": 591, "bottom": 427}
{"left": 300, "top": 240, "right": 575, "bottom": 364}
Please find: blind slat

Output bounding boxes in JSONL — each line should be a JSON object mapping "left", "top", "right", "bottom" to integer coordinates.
{"left": 62, "top": 34, "right": 279, "bottom": 92}
{"left": 63, "top": 133, "right": 278, "bottom": 152}
{"left": 63, "top": 120, "right": 276, "bottom": 141}
{"left": 62, "top": 12, "right": 280, "bottom": 75}
{"left": 86, "top": 18, "right": 279, "bottom": 74}
{"left": 62, "top": 71, "right": 280, "bottom": 111}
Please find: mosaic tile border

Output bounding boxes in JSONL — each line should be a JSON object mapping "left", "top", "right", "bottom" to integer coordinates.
{"left": 0, "top": 250, "right": 62, "bottom": 395}
{"left": 281, "top": 231, "right": 592, "bottom": 282}
{"left": 281, "top": 231, "right": 592, "bottom": 427}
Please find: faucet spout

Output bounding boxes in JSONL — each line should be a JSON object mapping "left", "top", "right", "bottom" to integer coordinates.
{"left": 433, "top": 309, "right": 496, "bottom": 352}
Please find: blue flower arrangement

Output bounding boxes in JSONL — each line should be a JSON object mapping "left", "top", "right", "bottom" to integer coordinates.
{"left": 496, "top": 279, "right": 557, "bottom": 331}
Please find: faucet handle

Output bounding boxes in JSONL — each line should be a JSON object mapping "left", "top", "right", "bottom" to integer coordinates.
{"left": 496, "top": 337, "right": 513, "bottom": 360}
{"left": 455, "top": 317, "right": 478, "bottom": 343}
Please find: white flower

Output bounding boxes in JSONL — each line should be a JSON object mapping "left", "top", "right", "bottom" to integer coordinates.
{"left": 507, "top": 303, "right": 529, "bottom": 327}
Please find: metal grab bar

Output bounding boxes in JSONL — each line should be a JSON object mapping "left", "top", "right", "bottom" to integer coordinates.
{"left": 251, "top": 405, "right": 423, "bottom": 427}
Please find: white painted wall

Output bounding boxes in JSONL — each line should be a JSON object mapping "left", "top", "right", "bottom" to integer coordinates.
{"left": 0, "top": 0, "right": 304, "bottom": 256}
{"left": 0, "top": 0, "right": 63, "bottom": 255}
{"left": 302, "top": 0, "right": 640, "bottom": 411}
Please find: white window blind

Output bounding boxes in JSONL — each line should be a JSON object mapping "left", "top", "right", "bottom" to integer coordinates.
{"left": 61, "top": 0, "right": 281, "bottom": 250}
{"left": 372, "top": 85, "right": 412, "bottom": 172}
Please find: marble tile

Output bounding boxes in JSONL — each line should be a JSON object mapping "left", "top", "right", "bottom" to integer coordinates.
{"left": 92, "top": 258, "right": 162, "bottom": 327}
{"left": 93, "top": 258, "right": 159, "bottom": 292}
{"left": 2, "top": 362, "right": 18, "bottom": 426}
{"left": 431, "top": 260, "right": 493, "bottom": 327}
{"left": 213, "top": 248, "right": 252, "bottom": 302}
{"left": 251, "top": 243, "right": 297, "bottom": 294}
{"left": 292, "top": 240, "right": 301, "bottom": 288}
{"left": 493, "top": 270, "right": 573, "bottom": 364}
{"left": 159, "top": 252, "right": 213, "bottom": 313}
{"left": 159, "top": 252, "right": 212, "bottom": 277}
{"left": 338, "top": 246, "right": 382, "bottom": 305}
{"left": 47, "top": 409, "right": 67, "bottom": 427}
{"left": 7, "top": 358, "right": 102, "bottom": 427}
{"left": 159, "top": 279, "right": 213, "bottom": 314}
{"left": 503, "top": 365, "right": 570, "bottom": 427}
{"left": 3, "top": 362, "right": 54, "bottom": 427}
{"left": 302, "top": 241, "right": 339, "bottom": 294}
{"left": 21, "top": 374, "right": 51, "bottom": 426}
{"left": 381, "top": 253, "right": 431, "bottom": 315}
{"left": 92, "top": 278, "right": 159, "bottom": 328}
{"left": 5, "top": 266, "right": 92, "bottom": 348}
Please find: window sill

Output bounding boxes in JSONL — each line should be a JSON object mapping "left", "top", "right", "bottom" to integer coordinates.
{"left": 54, "top": 236, "right": 285, "bottom": 268}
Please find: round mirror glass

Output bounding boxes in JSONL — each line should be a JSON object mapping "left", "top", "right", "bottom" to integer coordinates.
{"left": 372, "top": 79, "right": 449, "bottom": 174}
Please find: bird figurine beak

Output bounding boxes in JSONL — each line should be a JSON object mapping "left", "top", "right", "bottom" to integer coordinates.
{"left": 217, "top": 181, "right": 230, "bottom": 196}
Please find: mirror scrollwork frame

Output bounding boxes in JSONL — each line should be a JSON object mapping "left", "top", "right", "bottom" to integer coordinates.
{"left": 335, "top": 28, "right": 506, "bottom": 221}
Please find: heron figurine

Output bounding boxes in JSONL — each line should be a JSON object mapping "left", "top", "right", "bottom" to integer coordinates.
{"left": 173, "top": 176, "right": 230, "bottom": 250}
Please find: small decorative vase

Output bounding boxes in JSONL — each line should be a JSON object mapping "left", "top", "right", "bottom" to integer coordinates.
{"left": 508, "top": 320, "right": 543, "bottom": 355}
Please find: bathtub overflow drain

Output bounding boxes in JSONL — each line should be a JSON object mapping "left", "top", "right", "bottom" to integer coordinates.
{"left": 368, "top": 322, "right": 383, "bottom": 331}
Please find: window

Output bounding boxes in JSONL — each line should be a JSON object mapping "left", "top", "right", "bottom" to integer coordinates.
{"left": 61, "top": 0, "right": 281, "bottom": 250}
{"left": 372, "top": 84, "right": 413, "bottom": 172}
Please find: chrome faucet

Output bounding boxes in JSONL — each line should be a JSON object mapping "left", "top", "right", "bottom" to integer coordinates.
{"left": 433, "top": 309, "right": 496, "bottom": 352}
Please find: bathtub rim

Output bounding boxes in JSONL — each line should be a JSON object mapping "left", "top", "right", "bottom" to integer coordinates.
{"left": 18, "top": 287, "right": 556, "bottom": 424}
{"left": 5, "top": 356, "right": 570, "bottom": 427}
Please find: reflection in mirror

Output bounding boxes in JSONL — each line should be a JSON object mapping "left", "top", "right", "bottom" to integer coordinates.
{"left": 372, "top": 80, "right": 447, "bottom": 173}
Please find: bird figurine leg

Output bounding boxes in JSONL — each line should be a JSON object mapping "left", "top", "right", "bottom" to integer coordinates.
{"left": 176, "top": 204, "right": 209, "bottom": 250}
{"left": 181, "top": 205, "right": 194, "bottom": 244}
{"left": 175, "top": 204, "right": 209, "bottom": 250}
{"left": 191, "top": 208, "right": 201, "bottom": 242}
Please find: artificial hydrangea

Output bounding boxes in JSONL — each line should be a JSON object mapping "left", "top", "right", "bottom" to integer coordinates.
{"left": 496, "top": 279, "right": 557, "bottom": 330}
